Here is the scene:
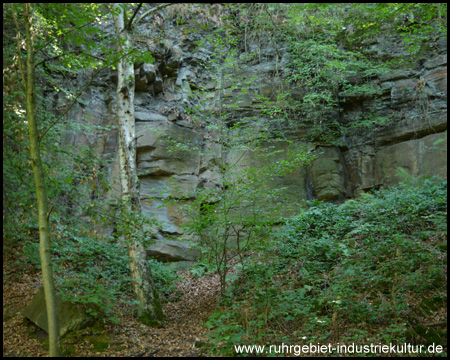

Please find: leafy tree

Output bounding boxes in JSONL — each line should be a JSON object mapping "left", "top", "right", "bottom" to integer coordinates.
{"left": 4, "top": 2, "right": 179, "bottom": 329}
{"left": 4, "top": 1, "right": 167, "bottom": 343}
{"left": 4, "top": 2, "right": 123, "bottom": 354}
{"left": 184, "top": 138, "right": 311, "bottom": 296}
{"left": 110, "top": 3, "right": 174, "bottom": 327}
{"left": 9, "top": 3, "right": 61, "bottom": 356}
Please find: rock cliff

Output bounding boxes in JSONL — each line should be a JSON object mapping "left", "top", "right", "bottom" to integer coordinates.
{"left": 62, "top": 8, "right": 447, "bottom": 239}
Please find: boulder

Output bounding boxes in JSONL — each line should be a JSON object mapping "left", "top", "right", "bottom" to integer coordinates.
{"left": 21, "top": 288, "right": 96, "bottom": 338}
{"left": 146, "top": 240, "right": 200, "bottom": 262}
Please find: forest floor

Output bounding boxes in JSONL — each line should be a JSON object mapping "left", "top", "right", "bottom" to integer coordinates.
{"left": 3, "top": 243, "right": 224, "bottom": 357}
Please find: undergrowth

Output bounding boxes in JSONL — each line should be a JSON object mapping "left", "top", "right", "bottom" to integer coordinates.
{"left": 204, "top": 176, "right": 447, "bottom": 356}
{"left": 18, "top": 226, "right": 179, "bottom": 323}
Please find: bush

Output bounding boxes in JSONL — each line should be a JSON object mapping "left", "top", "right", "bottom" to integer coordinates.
{"left": 148, "top": 259, "right": 180, "bottom": 299}
{"left": 204, "top": 176, "right": 447, "bottom": 355}
{"left": 51, "top": 228, "right": 132, "bottom": 323}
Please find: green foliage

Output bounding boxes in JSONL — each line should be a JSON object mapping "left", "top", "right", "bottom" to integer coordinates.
{"left": 350, "top": 4, "right": 447, "bottom": 54}
{"left": 147, "top": 259, "right": 180, "bottom": 297}
{"left": 204, "top": 176, "right": 447, "bottom": 355}
{"left": 22, "top": 218, "right": 178, "bottom": 322}
{"left": 281, "top": 9, "right": 391, "bottom": 142}
{"left": 284, "top": 4, "right": 447, "bottom": 54}
{"left": 189, "top": 257, "right": 217, "bottom": 278}
{"left": 220, "top": 3, "right": 446, "bottom": 143}
{"left": 180, "top": 139, "right": 311, "bottom": 296}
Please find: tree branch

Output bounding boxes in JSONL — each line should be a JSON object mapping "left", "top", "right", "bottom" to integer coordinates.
{"left": 34, "top": 19, "right": 95, "bottom": 54}
{"left": 38, "top": 66, "right": 105, "bottom": 142}
{"left": 127, "top": 3, "right": 143, "bottom": 30}
{"left": 134, "top": 3, "right": 174, "bottom": 28}
{"left": 3, "top": 30, "right": 16, "bottom": 40}
{"left": 35, "top": 49, "right": 107, "bottom": 69}
{"left": 35, "top": 50, "right": 79, "bottom": 68}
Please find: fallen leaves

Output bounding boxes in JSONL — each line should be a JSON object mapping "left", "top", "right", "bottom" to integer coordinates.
{"left": 3, "top": 248, "right": 221, "bottom": 357}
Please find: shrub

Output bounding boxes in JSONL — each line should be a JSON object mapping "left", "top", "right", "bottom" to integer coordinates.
{"left": 204, "top": 176, "right": 447, "bottom": 355}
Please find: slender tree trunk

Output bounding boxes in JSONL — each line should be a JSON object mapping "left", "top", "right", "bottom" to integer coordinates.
{"left": 112, "top": 3, "right": 165, "bottom": 327}
{"left": 23, "top": 3, "right": 62, "bottom": 356}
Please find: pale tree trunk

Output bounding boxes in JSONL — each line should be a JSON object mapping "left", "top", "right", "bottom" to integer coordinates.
{"left": 112, "top": 3, "right": 165, "bottom": 326}
{"left": 22, "top": 3, "right": 62, "bottom": 356}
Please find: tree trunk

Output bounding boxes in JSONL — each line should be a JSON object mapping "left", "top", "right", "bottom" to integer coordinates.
{"left": 112, "top": 3, "right": 165, "bottom": 327}
{"left": 23, "top": 3, "right": 62, "bottom": 356}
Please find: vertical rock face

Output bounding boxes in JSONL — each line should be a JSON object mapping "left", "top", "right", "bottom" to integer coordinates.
{"left": 136, "top": 120, "right": 202, "bottom": 177}
{"left": 135, "top": 119, "right": 202, "bottom": 234}
{"left": 63, "top": 9, "right": 447, "bottom": 241}
{"left": 374, "top": 132, "right": 447, "bottom": 187}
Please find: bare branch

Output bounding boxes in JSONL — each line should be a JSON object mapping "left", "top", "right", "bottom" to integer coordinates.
{"left": 134, "top": 3, "right": 174, "bottom": 27}
{"left": 35, "top": 49, "right": 107, "bottom": 68}
{"left": 38, "top": 66, "right": 105, "bottom": 142}
{"left": 127, "top": 3, "right": 143, "bottom": 30}
{"left": 3, "top": 30, "right": 16, "bottom": 40}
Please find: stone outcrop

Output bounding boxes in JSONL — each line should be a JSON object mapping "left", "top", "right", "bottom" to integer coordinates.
{"left": 374, "top": 132, "right": 447, "bottom": 187}
{"left": 21, "top": 288, "right": 97, "bottom": 338}
{"left": 146, "top": 240, "right": 200, "bottom": 262}
{"left": 61, "top": 8, "right": 447, "bottom": 252}
{"left": 136, "top": 120, "right": 202, "bottom": 176}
